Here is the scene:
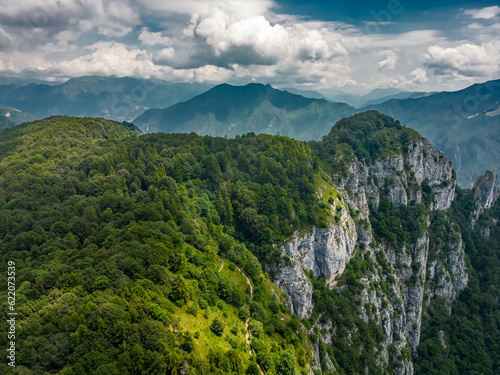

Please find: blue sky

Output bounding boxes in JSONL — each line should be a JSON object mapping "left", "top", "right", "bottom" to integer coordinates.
{"left": 0, "top": 0, "right": 499, "bottom": 93}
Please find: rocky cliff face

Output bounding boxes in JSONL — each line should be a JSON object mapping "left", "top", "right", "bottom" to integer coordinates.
{"left": 270, "top": 197, "right": 357, "bottom": 319}
{"left": 336, "top": 138, "right": 466, "bottom": 374}
{"left": 272, "top": 133, "right": 468, "bottom": 374}
{"left": 471, "top": 170, "right": 499, "bottom": 227}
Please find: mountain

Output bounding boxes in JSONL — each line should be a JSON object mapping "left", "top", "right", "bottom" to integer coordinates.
{"left": 318, "top": 87, "right": 418, "bottom": 108}
{"left": 280, "top": 87, "right": 329, "bottom": 100}
{"left": 0, "top": 76, "right": 58, "bottom": 86}
{"left": 0, "top": 76, "right": 213, "bottom": 122}
{"left": 362, "top": 91, "right": 429, "bottom": 107}
{"left": 364, "top": 79, "right": 500, "bottom": 186}
{"left": 1, "top": 112, "right": 498, "bottom": 374}
{"left": 0, "top": 104, "right": 38, "bottom": 130}
{"left": 134, "top": 83, "right": 356, "bottom": 140}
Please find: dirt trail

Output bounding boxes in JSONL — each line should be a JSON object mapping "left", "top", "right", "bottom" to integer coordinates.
{"left": 219, "top": 258, "right": 263, "bottom": 374}
{"left": 218, "top": 257, "right": 224, "bottom": 273}
{"left": 235, "top": 266, "right": 264, "bottom": 375}
{"left": 236, "top": 266, "right": 253, "bottom": 352}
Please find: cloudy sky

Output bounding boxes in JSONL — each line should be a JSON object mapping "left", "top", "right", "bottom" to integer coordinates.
{"left": 0, "top": 0, "right": 499, "bottom": 93}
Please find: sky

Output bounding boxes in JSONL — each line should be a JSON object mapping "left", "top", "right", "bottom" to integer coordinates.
{"left": 0, "top": 0, "right": 499, "bottom": 93}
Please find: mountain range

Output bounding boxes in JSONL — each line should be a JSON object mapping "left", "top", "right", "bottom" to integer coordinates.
{"left": 0, "top": 76, "right": 213, "bottom": 122}
{"left": 133, "top": 80, "right": 499, "bottom": 186}
{"left": 0, "top": 76, "right": 498, "bottom": 186}
{"left": 317, "top": 87, "right": 427, "bottom": 108}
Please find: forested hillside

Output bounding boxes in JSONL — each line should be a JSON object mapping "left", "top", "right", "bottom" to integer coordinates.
{"left": 0, "top": 113, "right": 498, "bottom": 375}
{"left": 0, "top": 116, "right": 332, "bottom": 374}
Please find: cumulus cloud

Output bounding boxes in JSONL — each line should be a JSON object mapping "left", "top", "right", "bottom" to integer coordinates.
{"left": 409, "top": 68, "right": 428, "bottom": 84}
{"left": 139, "top": 0, "right": 275, "bottom": 18}
{"left": 378, "top": 50, "right": 398, "bottom": 72}
{"left": 0, "top": 0, "right": 139, "bottom": 42}
{"left": 153, "top": 47, "right": 176, "bottom": 65}
{"left": 173, "top": 6, "right": 347, "bottom": 70}
{"left": 424, "top": 41, "right": 500, "bottom": 77}
{"left": 139, "top": 28, "right": 172, "bottom": 46}
{"left": 0, "top": 0, "right": 498, "bottom": 90}
{"left": 464, "top": 6, "right": 500, "bottom": 19}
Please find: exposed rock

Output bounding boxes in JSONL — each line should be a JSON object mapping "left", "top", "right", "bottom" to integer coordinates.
{"left": 323, "top": 353, "right": 336, "bottom": 373}
{"left": 472, "top": 170, "right": 499, "bottom": 226}
{"left": 270, "top": 202, "right": 357, "bottom": 318}
{"left": 447, "top": 238, "right": 468, "bottom": 294}
{"left": 272, "top": 131, "right": 465, "bottom": 373}
{"left": 438, "top": 330, "right": 447, "bottom": 350}
{"left": 473, "top": 170, "right": 499, "bottom": 209}
{"left": 480, "top": 226, "right": 491, "bottom": 238}
{"left": 273, "top": 261, "right": 313, "bottom": 319}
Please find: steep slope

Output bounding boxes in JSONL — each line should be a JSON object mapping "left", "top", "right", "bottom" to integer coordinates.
{"left": 261, "top": 111, "right": 465, "bottom": 374}
{"left": 0, "top": 76, "right": 213, "bottom": 122}
{"left": 133, "top": 83, "right": 356, "bottom": 140}
{"left": 415, "top": 178, "right": 500, "bottom": 375}
{"left": 0, "top": 104, "right": 38, "bottom": 130}
{"left": 364, "top": 79, "right": 500, "bottom": 186}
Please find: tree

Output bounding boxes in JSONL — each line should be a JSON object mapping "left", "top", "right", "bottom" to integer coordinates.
{"left": 210, "top": 317, "right": 225, "bottom": 336}
{"left": 276, "top": 349, "right": 298, "bottom": 375}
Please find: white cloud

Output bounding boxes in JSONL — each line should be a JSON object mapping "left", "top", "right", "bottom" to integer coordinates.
{"left": 378, "top": 50, "right": 398, "bottom": 72}
{"left": 178, "top": 5, "right": 347, "bottom": 70}
{"left": 424, "top": 41, "right": 500, "bottom": 78}
{"left": 153, "top": 47, "right": 176, "bottom": 65}
{"left": 56, "top": 42, "right": 155, "bottom": 77}
{"left": 139, "top": 28, "right": 172, "bottom": 45}
{"left": 139, "top": 0, "right": 275, "bottom": 18}
{"left": 0, "top": 0, "right": 497, "bottom": 91}
{"left": 409, "top": 68, "right": 428, "bottom": 84}
{"left": 98, "top": 22, "right": 133, "bottom": 37}
{"left": 464, "top": 6, "right": 500, "bottom": 19}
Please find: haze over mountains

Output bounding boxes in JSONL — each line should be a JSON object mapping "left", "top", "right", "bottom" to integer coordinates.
{"left": 317, "top": 87, "right": 428, "bottom": 108}
{"left": 0, "top": 76, "right": 213, "bottom": 122}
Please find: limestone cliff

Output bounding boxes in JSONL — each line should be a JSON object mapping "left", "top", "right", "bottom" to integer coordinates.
{"left": 471, "top": 170, "right": 499, "bottom": 227}
{"left": 270, "top": 195, "right": 357, "bottom": 319}
{"left": 332, "top": 136, "right": 465, "bottom": 374}
{"left": 270, "top": 113, "right": 469, "bottom": 374}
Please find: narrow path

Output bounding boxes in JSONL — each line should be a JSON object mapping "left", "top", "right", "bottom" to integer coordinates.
{"left": 218, "top": 257, "right": 224, "bottom": 273}
{"left": 235, "top": 265, "right": 264, "bottom": 375}
{"left": 236, "top": 266, "right": 253, "bottom": 353}
{"left": 219, "top": 257, "right": 263, "bottom": 374}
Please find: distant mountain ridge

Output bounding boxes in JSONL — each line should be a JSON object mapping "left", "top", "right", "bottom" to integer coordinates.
{"left": 134, "top": 83, "right": 356, "bottom": 140}
{"left": 318, "top": 87, "right": 421, "bottom": 108}
{"left": 0, "top": 104, "right": 38, "bottom": 130}
{"left": 0, "top": 76, "right": 213, "bottom": 122}
{"left": 280, "top": 87, "right": 329, "bottom": 100}
{"left": 364, "top": 79, "right": 500, "bottom": 186}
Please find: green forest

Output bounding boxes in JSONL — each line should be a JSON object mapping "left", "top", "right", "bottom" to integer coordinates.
{"left": 0, "top": 113, "right": 498, "bottom": 375}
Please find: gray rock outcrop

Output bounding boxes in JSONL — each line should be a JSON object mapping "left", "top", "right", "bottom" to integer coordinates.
{"left": 471, "top": 170, "right": 499, "bottom": 226}
{"left": 270, "top": 199, "right": 357, "bottom": 318}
